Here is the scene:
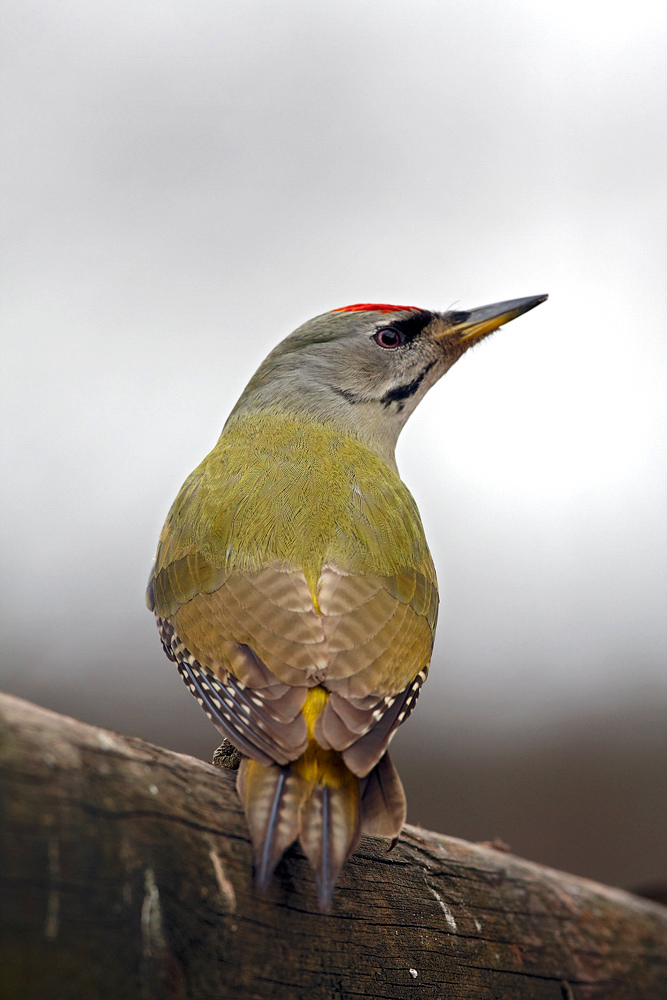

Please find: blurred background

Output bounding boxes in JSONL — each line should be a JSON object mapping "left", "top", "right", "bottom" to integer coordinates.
{"left": 2, "top": 0, "right": 666, "bottom": 895}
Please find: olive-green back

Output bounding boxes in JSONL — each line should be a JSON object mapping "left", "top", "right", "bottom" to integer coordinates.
{"left": 150, "top": 411, "right": 437, "bottom": 616}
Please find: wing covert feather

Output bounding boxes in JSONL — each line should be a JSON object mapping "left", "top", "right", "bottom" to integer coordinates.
{"left": 169, "top": 564, "right": 434, "bottom": 695}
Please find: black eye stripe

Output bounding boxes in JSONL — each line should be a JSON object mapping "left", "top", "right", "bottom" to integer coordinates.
{"left": 389, "top": 310, "right": 433, "bottom": 341}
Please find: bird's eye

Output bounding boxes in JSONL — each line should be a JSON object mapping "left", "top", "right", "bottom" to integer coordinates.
{"left": 373, "top": 327, "right": 402, "bottom": 349}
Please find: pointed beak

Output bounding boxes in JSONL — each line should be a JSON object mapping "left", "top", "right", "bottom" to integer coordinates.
{"left": 437, "top": 294, "right": 548, "bottom": 344}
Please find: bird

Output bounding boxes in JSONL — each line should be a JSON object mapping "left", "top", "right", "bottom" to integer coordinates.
{"left": 146, "top": 294, "right": 547, "bottom": 911}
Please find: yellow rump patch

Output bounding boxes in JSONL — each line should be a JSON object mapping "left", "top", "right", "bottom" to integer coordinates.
{"left": 295, "top": 686, "right": 356, "bottom": 790}
{"left": 302, "top": 686, "right": 329, "bottom": 738}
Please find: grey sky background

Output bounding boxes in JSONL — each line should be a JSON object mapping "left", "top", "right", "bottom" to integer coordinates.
{"left": 2, "top": 0, "right": 666, "bottom": 745}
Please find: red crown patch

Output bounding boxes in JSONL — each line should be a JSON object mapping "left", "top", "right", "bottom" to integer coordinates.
{"left": 331, "top": 303, "right": 417, "bottom": 314}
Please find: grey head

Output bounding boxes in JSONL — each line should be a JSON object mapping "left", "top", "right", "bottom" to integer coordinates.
{"left": 227, "top": 296, "right": 547, "bottom": 467}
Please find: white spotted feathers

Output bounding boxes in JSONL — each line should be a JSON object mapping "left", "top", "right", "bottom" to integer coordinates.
{"left": 157, "top": 613, "right": 427, "bottom": 778}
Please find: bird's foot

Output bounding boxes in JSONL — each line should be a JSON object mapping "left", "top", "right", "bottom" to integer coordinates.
{"left": 212, "top": 739, "right": 242, "bottom": 771}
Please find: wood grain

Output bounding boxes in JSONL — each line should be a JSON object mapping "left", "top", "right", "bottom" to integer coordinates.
{"left": 1, "top": 692, "right": 665, "bottom": 1000}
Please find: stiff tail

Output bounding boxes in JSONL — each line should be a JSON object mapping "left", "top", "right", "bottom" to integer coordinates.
{"left": 360, "top": 750, "right": 407, "bottom": 838}
{"left": 237, "top": 749, "right": 405, "bottom": 911}
{"left": 298, "top": 779, "right": 361, "bottom": 911}
{"left": 237, "top": 758, "right": 308, "bottom": 890}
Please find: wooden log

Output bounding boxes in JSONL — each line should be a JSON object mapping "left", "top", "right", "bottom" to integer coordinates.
{"left": 1, "top": 691, "right": 665, "bottom": 1000}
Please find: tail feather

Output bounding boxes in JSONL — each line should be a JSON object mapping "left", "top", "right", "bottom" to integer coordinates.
{"left": 236, "top": 758, "right": 308, "bottom": 890}
{"left": 298, "top": 781, "right": 361, "bottom": 912}
{"left": 360, "top": 751, "right": 407, "bottom": 839}
{"left": 238, "top": 757, "right": 362, "bottom": 909}
{"left": 237, "top": 689, "right": 373, "bottom": 912}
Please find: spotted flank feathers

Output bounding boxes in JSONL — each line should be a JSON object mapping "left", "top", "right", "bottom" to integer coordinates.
{"left": 335, "top": 668, "right": 427, "bottom": 777}
{"left": 157, "top": 617, "right": 308, "bottom": 766}
{"left": 158, "top": 614, "right": 426, "bottom": 776}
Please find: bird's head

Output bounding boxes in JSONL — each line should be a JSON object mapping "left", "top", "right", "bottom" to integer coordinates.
{"left": 228, "top": 295, "right": 547, "bottom": 465}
